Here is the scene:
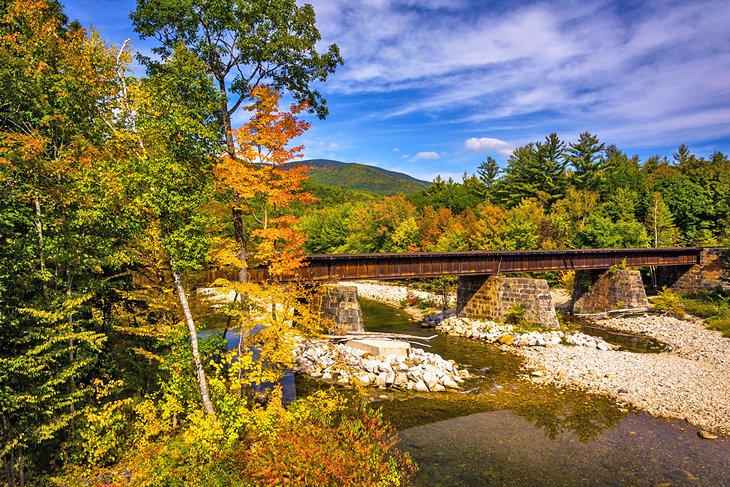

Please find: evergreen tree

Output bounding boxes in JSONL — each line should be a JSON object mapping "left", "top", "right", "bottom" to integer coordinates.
{"left": 566, "top": 132, "right": 605, "bottom": 190}
{"left": 477, "top": 156, "right": 501, "bottom": 191}
{"left": 495, "top": 133, "right": 567, "bottom": 208}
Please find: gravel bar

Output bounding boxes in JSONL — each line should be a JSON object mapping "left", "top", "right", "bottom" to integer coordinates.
{"left": 515, "top": 315, "right": 730, "bottom": 436}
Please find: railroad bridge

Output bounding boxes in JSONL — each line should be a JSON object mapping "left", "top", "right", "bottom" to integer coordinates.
{"left": 247, "top": 247, "right": 728, "bottom": 329}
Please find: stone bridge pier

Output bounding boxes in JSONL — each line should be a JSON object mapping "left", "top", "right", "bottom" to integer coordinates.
{"left": 314, "top": 285, "right": 364, "bottom": 332}
{"left": 654, "top": 248, "right": 729, "bottom": 293}
{"left": 571, "top": 269, "right": 648, "bottom": 313}
{"left": 457, "top": 276, "right": 559, "bottom": 328}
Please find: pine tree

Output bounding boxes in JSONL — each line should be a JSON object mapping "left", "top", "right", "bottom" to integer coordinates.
{"left": 495, "top": 133, "right": 567, "bottom": 208}
{"left": 566, "top": 132, "right": 605, "bottom": 190}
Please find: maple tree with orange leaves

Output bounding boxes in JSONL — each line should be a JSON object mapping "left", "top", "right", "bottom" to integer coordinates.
{"left": 215, "top": 86, "right": 318, "bottom": 278}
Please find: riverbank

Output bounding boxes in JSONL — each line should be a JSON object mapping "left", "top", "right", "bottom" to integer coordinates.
{"left": 516, "top": 314, "right": 730, "bottom": 436}
{"left": 339, "top": 280, "right": 455, "bottom": 321}
{"left": 350, "top": 280, "right": 730, "bottom": 436}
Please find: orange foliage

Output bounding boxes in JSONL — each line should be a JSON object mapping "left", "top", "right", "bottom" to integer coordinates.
{"left": 214, "top": 86, "right": 318, "bottom": 276}
{"left": 241, "top": 410, "right": 415, "bottom": 486}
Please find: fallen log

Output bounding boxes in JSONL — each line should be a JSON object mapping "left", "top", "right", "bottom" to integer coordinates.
{"left": 573, "top": 307, "right": 649, "bottom": 318}
{"left": 323, "top": 331, "right": 438, "bottom": 341}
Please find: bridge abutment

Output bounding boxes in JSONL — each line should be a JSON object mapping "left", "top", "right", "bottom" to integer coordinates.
{"left": 654, "top": 248, "right": 729, "bottom": 293}
{"left": 457, "top": 276, "right": 559, "bottom": 328}
{"left": 317, "top": 285, "right": 364, "bottom": 332}
{"left": 572, "top": 269, "right": 648, "bottom": 313}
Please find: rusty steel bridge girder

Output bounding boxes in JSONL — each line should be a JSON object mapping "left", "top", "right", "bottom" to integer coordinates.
{"left": 247, "top": 247, "right": 702, "bottom": 282}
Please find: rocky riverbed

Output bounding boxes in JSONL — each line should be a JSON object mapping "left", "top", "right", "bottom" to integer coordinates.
{"left": 435, "top": 316, "right": 615, "bottom": 351}
{"left": 293, "top": 338, "right": 470, "bottom": 392}
{"left": 515, "top": 314, "right": 730, "bottom": 436}
{"left": 337, "top": 281, "right": 730, "bottom": 435}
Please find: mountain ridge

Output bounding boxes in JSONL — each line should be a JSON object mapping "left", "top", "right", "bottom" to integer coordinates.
{"left": 291, "top": 159, "right": 430, "bottom": 196}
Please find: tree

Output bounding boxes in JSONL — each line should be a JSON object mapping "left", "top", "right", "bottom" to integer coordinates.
{"left": 214, "top": 86, "right": 316, "bottom": 278}
{"left": 476, "top": 156, "right": 501, "bottom": 199}
{"left": 645, "top": 192, "right": 679, "bottom": 247}
{"left": 116, "top": 45, "right": 222, "bottom": 417}
{"left": 132, "top": 0, "right": 343, "bottom": 280}
{"left": 567, "top": 132, "right": 605, "bottom": 190}
{"left": 577, "top": 214, "right": 648, "bottom": 248}
{"left": 494, "top": 133, "right": 567, "bottom": 208}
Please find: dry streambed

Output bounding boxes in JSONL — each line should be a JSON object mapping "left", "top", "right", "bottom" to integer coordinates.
{"left": 514, "top": 315, "right": 730, "bottom": 436}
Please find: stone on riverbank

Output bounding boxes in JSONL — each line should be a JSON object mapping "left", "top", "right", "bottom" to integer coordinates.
{"left": 436, "top": 316, "right": 614, "bottom": 351}
{"left": 344, "top": 338, "right": 411, "bottom": 358}
{"left": 293, "top": 338, "right": 467, "bottom": 393}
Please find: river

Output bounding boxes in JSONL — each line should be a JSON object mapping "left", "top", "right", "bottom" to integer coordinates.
{"left": 353, "top": 298, "right": 730, "bottom": 486}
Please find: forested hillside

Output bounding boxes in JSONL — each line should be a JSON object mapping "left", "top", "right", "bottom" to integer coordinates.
{"left": 299, "top": 134, "right": 730, "bottom": 254}
{"left": 294, "top": 159, "right": 430, "bottom": 195}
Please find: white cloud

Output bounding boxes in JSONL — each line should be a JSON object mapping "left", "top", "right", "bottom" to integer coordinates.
{"left": 413, "top": 151, "right": 441, "bottom": 160}
{"left": 464, "top": 137, "right": 514, "bottom": 156}
{"left": 328, "top": 142, "right": 339, "bottom": 149}
{"left": 309, "top": 0, "right": 730, "bottom": 149}
{"left": 392, "top": 146, "right": 401, "bottom": 152}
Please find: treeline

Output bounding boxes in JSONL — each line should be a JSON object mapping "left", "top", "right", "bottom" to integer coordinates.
{"left": 300, "top": 133, "right": 730, "bottom": 254}
{"left": 0, "top": 1, "right": 415, "bottom": 485}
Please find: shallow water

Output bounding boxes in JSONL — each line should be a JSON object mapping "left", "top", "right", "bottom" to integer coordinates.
{"left": 580, "top": 323, "right": 668, "bottom": 353}
{"left": 357, "top": 298, "right": 730, "bottom": 486}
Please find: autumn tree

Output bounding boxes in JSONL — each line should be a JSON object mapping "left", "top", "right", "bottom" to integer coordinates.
{"left": 0, "top": 0, "right": 126, "bottom": 482}
{"left": 132, "top": 0, "right": 343, "bottom": 279}
{"left": 215, "top": 86, "right": 316, "bottom": 278}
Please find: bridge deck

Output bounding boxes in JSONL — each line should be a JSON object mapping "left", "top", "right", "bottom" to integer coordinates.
{"left": 248, "top": 247, "right": 701, "bottom": 282}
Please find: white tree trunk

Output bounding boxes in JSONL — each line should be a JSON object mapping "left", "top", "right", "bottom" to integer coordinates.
{"left": 172, "top": 268, "right": 215, "bottom": 417}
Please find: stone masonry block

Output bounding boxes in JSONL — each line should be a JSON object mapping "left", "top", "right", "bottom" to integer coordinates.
{"left": 457, "top": 276, "right": 559, "bottom": 328}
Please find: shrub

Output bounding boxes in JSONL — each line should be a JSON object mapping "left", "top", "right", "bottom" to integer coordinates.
{"left": 505, "top": 303, "right": 528, "bottom": 326}
{"left": 59, "top": 390, "right": 416, "bottom": 487}
{"left": 242, "top": 392, "right": 416, "bottom": 486}
{"left": 681, "top": 291, "right": 730, "bottom": 337}
{"left": 652, "top": 288, "right": 685, "bottom": 317}
{"left": 558, "top": 270, "right": 575, "bottom": 291}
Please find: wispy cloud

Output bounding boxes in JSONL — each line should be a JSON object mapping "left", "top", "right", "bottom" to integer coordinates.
{"left": 310, "top": 0, "right": 730, "bottom": 149}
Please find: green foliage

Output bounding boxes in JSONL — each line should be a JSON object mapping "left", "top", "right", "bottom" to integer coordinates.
{"left": 409, "top": 175, "right": 483, "bottom": 213}
{"left": 652, "top": 288, "right": 685, "bottom": 318}
{"left": 680, "top": 291, "right": 730, "bottom": 337}
{"left": 577, "top": 213, "right": 649, "bottom": 248}
{"left": 131, "top": 0, "right": 343, "bottom": 120}
{"left": 567, "top": 132, "right": 605, "bottom": 191}
{"left": 476, "top": 156, "right": 501, "bottom": 192}
{"left": 494, "top": 133, "right": 568, "bottom": 209}
{"left": 299, "top": 178, "right": 374, "bottom": 208}
{"left": 505, "top": 303, "right": 528, "bottom": 326}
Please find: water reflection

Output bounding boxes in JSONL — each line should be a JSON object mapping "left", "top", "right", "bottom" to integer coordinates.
{"left": 358, "top": 298, "right": 730, "bottom": 486}
{"left": 399, "top": 410, "right": 729, "bottom": 486}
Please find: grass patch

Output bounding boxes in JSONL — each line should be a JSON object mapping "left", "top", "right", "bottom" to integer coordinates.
{"left": 680, "top": 291, "right": 730, "bottom": 337}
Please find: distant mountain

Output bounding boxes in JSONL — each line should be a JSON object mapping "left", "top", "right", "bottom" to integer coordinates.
{"left": 293, "top": 159, "right": 430, "bottom": 196}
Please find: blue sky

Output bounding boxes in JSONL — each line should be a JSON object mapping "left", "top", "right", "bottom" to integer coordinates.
{"left": 63, "top": 0, "right": 730, "bottom": 182}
